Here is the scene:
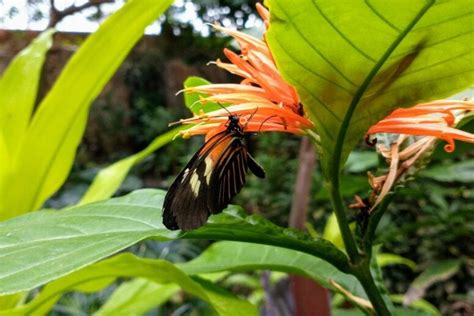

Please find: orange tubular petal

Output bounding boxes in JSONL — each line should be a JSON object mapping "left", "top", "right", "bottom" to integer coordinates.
{"left": 256, "top": 3, "right": 270, "bottom": 26}
{"left": 184, "top": 84, "right": 266, "bottom": 96}
{"left": 368, "top": 124, "right": 474, "bottom": 152}
{"left": 212, "top": 60, "right": 252, "bottom": 79}
{"left": 212, "top": 24, "right": 269, "bottom": 55}
{"left": 203, "top": 93, "right": 276, "bottom": 104}
{"left": 369, "top": 99, "right": 474, "bottom": 152}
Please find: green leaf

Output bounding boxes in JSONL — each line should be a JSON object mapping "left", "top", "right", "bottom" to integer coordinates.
{"left": 0, "top": 30, "right": 54, "bottom": 155}
{"left": 177, "top": 241, "right": 365, "bottom": 298}
{"left": 370, "top": 254, "right": 395, "bottom": 313}
{"left": 322, "top": 212, "right": 345, "bottom": 249}
{"left": 404, "top": 259, "right": 462, "bottom": 304}
{"left": 266, "top": 0, "right": 473, "bottom": 176}
{"left": 0, "top": 190, "right": 174, "bottom": 294}
{"left": 0, "top": 189, "right": 348, "bottom": 295}
{"left": 1, "top": 254, "right": 256, "bottom": 316}
{"left": 79, "top": 127, "right": 185, "bottom": 205}
{"left": 96, "top": 272, "right": 225, "bottom": 315}
{"left": 184, "top": 208, "right": 349, "bottom": 273}
{"left": 95, "top": 279, "right": 179, "bottom": 316}
{"left": 377, "top": 253, "right": 416, "bottom": 271}
{"left": 0, "top": 292, "right": 26, "bottom": 310}
{"left": 183, "top": 76, "right": 222, "bottom": 114}
{"left": 419, "top": 160, "right": 474, "bottom": 183}
{"left": 1, "top": 0, "right": 173, "bottom": 219}
{"left": 391, "top": 295, "right": 440, "bottom": 316}
{"left": 0, "top": 30, "right": 54, "bottom": 215}
{"left": 345, "top": 151, "right": 379, "bottom": 173}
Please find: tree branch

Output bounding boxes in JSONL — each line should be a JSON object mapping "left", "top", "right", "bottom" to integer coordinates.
{"left": 48, "top": 0, "right": 115, "bottom": 27}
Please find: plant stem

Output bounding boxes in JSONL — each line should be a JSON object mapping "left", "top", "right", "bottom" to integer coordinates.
{"left": 363, "top": 194, "right": 394, "bottom": 256}
{"left": 327, "top": 180, "right": 361, "bottom": 264}
{"left": 354, "top": 263, "right": 391, "bottom": 316}
{"left": 325, "top": 0, "right": 434, "bottom": 266}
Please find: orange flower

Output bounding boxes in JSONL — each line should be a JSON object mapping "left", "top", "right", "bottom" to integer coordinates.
{"left": 364, "top": 99, "right": 473, "bottom": 210}
{"left": 177, "top": 3, "right": 313, "bottom": 139}
{"left": 368, "top": 100, "right": 474, "bottom": 152}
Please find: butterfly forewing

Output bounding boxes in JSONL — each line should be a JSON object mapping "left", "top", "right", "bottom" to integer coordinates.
{"left": 163, "top": 131, "right": 234, "bottom": 230}
{"left": 209, "top": 137, "right": 248, "bottom": 213}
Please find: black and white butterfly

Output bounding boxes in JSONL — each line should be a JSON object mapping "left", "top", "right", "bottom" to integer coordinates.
{"left": 163, "top": 115, "right": 265, "bottom": 231}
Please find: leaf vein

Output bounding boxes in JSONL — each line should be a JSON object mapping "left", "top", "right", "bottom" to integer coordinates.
{"left": 364, "top": 0, "right": 402, "bottom": 33}
{"left": 311, "top": 0, "right": 377, "bottom": 62}
{"left": 272, "top": 0, "right": 358, "bottom": 87}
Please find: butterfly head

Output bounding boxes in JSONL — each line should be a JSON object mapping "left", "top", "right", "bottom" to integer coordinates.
{"left": 226, "top": 115, "right": 243, "bottom": 135}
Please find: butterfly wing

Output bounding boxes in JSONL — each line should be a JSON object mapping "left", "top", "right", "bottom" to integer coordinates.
{"left": 208, "top": 137, "right": 248, "bottom": 214}
{"left": 163, "top": 131, "right": 235, "bottom": 230}
{"left": 208, "top": 136, "right": 265, "bottom": 214}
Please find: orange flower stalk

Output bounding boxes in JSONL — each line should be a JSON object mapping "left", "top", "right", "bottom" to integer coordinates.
{"left": 177, "top": 3, "right": 313, "bottom": 140}
{"left": 368, "top": 100, "right": 474, "bottom": 152}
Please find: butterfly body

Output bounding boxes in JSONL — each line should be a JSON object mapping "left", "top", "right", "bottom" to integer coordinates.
{"left": 163, "top": 115, "right": 265, "bottom": 231}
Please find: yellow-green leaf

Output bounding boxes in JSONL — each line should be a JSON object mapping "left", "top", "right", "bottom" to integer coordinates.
{"left": 1, "top": 0, "right": 173, "bottom": 219}
{"left": 0, "top": 29, "right": 54, "bottom": 155}
{"left": 95, "top": 279, "right": 179, "bottom": 316}
{"left": 266, "top": 0, "right": 474, "bottom": 176}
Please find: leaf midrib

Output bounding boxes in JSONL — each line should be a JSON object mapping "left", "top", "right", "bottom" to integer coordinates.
{"left": 0, "top": 230, "right": 157, "bottom": 253}
{"left": 330, "top": 0, "right": 436, "bottom": 176}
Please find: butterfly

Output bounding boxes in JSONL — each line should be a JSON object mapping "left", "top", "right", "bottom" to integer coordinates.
{"left": 163, "top": 114, "right": 265, "bottom": 231}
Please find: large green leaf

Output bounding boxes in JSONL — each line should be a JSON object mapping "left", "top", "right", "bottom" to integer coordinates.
{"left": 79, "top": 127, "right": 185, "bottom": 205}
{"left": 178, "top": 241, "right": 365, "bottom": 298}
{"left": 0, "top": 30, "right": 54, "bottom": 213}
{"left": 266, "top": 0, "right": 473, "bottom": 175}
{"left": 0, "top": 189, "right": 348, "bottom": 295}
{"left": 1, "top": 0, "right": 173, "bottom": 219}
{"left": 0, "top": 30, "right": 54, "bottom": 155}
{"left": 0, "top": 254, "right": 257, "bottom": 316}
{"left": 95, "top": 279, "right": 179, "bottom": 316}
{"left": 0, "top": 190, "right": 174, "bottom": 294}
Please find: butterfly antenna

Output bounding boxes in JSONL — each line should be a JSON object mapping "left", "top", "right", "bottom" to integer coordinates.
{"left": 257, "top": 114, "right": 277, "bottom": 132}
{"left": 257, "top": 115, "right": 289, "bottom": 132}
{"left": 243, "top": 107, "right": 259, "bottom": 129}
{"left": 217, "top": 102, "right": 233, "bottom": 116}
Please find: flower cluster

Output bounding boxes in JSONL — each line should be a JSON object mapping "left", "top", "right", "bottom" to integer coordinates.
{"left": 177, "top": 3, "right": 313, "bottom": 139}
{"left": 365, "top": 99, "right": 473, "bottom": 209}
